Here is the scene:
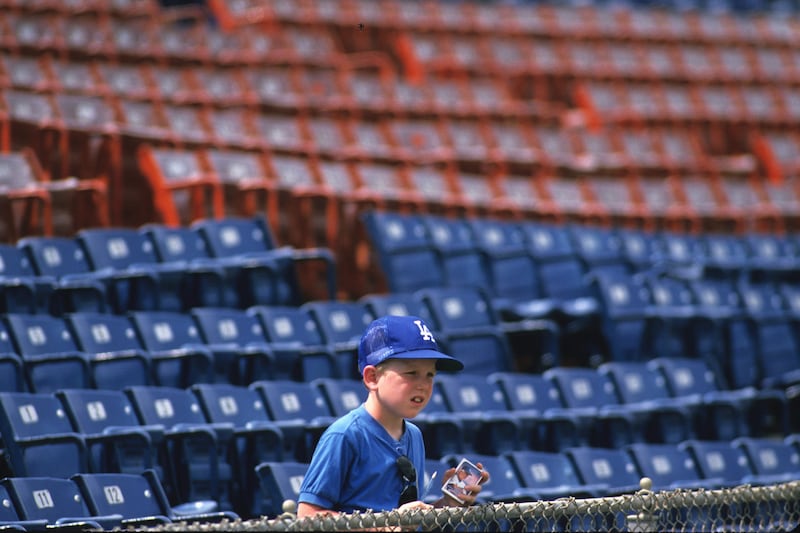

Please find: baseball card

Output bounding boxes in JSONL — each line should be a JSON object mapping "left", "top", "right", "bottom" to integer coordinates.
{"left": 441, "top": 458, "right": 485, "bottom": 504}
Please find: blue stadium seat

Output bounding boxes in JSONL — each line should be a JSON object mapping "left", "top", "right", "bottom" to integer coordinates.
{"left": 191, "top": 215, "right": 337, "bottom": 306}
{"left": 0, "top": 392, "right": 89, "bottom": 478}
{"left": 74, "top": 227, "right": 184, "bottom": 313}
{"left": 0, "top": 476, "right": 122, "bottom": 530}
{"left": 0, "top": 322, "right": 25, "bottom": 392}
{"left": 516, "top": 221, "right": 605, "bottom": 365}
{"left": 625, "top": 442, "right": 723, "bottom": 491}
{"left": 4, "top": 314, "right": 92, "bottom": 393}
{"left": 143, "top": 222, "right": 286, "bottom": 309}
{"left": 358, "top": 292, "right": 432, "bottom": 320}
{"left": 733, "top": 437, "right": 800, "bottom": 484}
{"left": 433, "top": 374, "right": 521, "bottom": 455}
{"left": 0, "top": 482, "right": 48, "bottom": 531}
{"left": 489, "top": 372, "right": 586, "bottom": 452}
{"left": 248, "top": 305, "right": 339, "bottom": 381}
{"left": 124, "top": 385, "right": 236, "bottom": 512}
{"left": 72, "top": 470, "right": 239, "bottom": 526}
{"left": 649, "top": 356, "right": 786, "bottom": 439}
{"left": 0, "top": 243, "right": 49, "bottom": 314}
{"left": 127, "top": 311, "right": 214, "bottom": 388}
{"left": 17, "top": 236, "right": 106, "bottom": 314}
{"left": 736, "top": 279, "right": 800, "bottom": 391}
{"left": 360, "top": 211, "right": 445, "bottom": 293}
{"left": 422, "top": 214, "right": 492, "bottom": 293}
{"left": 679, "top": 440, "right": 764, "bottom": 487}
{"left": 190, "top": 383, "right": 284, "bottom": 518}
{"left": 567, "top": 224, "right": 630, "bottom": 279}
{"left": 564, "top": 446, "right": 643, "bottom": 496}
{"left": 311, "top": 378, "right": 368, "bottom": 418}
{"left": 190, "top": 307, "right": 276, "bottom": 385}
{"left": 301, "top": 300, "right": 376, "bottom": 380}
{"left": 65, "top": 312, "right": 153, "bottom": 389}
{"left": 416, "top": 286, "right": 516, "bottom": 374}
{"left": 55, "top": 388, "right": 161, "bottom": 477}
{"left": 249, "top": 379, "right": 335, "bottom": 463}
{"left": 639, "top": 273, "right": 700, "bottom": 360}
{"left": 254, "top": 461, "right": 308, "bottom": 519}
{"left": 543, "top": 367, "right": 649, "bottom": 448}
{"left": 616, "top": 229, "right": 663, "bottom": 273}
{"left": 589, "top": 274, "right": 652, "bottom": 362}
{"left": 505, "top": 450, "right": 608, "bottom": 499}
{"left": 598, "top": 361, "right": 695, "bottom": 443}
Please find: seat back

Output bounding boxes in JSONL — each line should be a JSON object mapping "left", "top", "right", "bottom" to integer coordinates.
{"left": 128, "top": 311, "right": 205, "bottom": 352}
{"left": 191, "top": 307, "right": 270, "bottom": 346}
{"left": 506, "top": 450, "right": 589, "bottom": 497}
{"left": 489, "top": 372, "right": 565, "bottom": 412}
{"left": 141, "top": 224, "right": 212, "bottom": 263}
{"left": 735, "top": 437, "right": 800, "bottom": 479}
{"left": 361, "top": 211, "right": 445, "bottom": 293}
{"left": 599, "top": 362, "right": 673, "bottom": 404}
{"left": 192, "top": 216, "right": 278, "bottom": 258}
{"left": 251, "top": 380, "right": 333, "bottom": 423}
{"left": 249, "top": 305, "right": 337, "bottom": 381}
{"left": 57, "top": 388, "right": 144, "bottom": 436}
{"left": 1, "top": 477, "right": 96, "bottom": 524}
{"left": 4, "top": 314, "right": 90, "bottom": 392}
{"left": 302, "top": 301, "right": 374, "bottom": 379}
{"left": 18, "top": 236, "right": 92, "bottom": 278}
{"left": 125, "top": 386, "right": 208, "bottom": 428}
{"left": 682, "top": 440, "right": 755, "bottom": 486}
{"left": 418, "top": 286, "right": 500, "bottom": 331}
{"left": 648, "top": 357, "right": 722, "bottom": 398}
{"left": 76, "top": 228, "right": 159, "bottom": 271}
{"left": 0, "top": 392, "right": 88, "bottom": 478}
{"left": 435, "top": 374, "right": 509, "bottom": 413}
{"left": 564, "top": 446, "right": 641, "bottom": 494}
{"left": 544, "top": 367, "right": 620, "bottom": 409}
{"left": 625, "top": 443, "right": 706, "bottom": 490}
{"left": 422, "top": 215, "right": 490, "bottom": 291}
{"left": 72, "top": 471, "right": 169, "bottom": 522}
{"left": 192, "top": 384, "right": 271, "bottom": 428}
{"left": 359, "top": 293, "right": 432, "bottom": 320}
{"left": 312, "top": 378, "right": 368, "bottom": 418}
{"left": 254, "top": 462, "right": 308, "bottom": 518}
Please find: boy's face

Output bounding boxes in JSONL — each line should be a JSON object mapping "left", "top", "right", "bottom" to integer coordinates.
{"left": 373, "top": 358, "right": 437, "bottom": 419}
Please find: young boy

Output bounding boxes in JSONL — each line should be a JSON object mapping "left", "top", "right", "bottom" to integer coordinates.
{"left": 297, "top": 315, "right": 489, "bottom": 517}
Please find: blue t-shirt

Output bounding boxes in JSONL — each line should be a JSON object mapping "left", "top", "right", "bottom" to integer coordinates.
{"left": 298, "top": 404, "right": 426, "bottom": 513}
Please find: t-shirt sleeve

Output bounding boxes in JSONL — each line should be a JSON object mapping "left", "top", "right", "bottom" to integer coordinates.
{"left": 298, "top": 429, "right": 354, "bottom": 510}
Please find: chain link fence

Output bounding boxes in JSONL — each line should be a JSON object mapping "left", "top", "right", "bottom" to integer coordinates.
{"left": 148, "top": 479, "right": 800, "bottom": 532}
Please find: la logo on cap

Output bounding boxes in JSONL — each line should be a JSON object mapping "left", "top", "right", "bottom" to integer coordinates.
{"left": 414, "top": 320, "right": 435, "bottom": 342}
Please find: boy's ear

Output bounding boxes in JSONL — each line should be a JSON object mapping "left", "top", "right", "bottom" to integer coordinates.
{"left": 362, "top": 365, "right": 379, "bottom": 388}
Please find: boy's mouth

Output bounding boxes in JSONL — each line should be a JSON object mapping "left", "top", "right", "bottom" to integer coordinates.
{"left": 411, "top": 396, "right": 425, "bottom": 404}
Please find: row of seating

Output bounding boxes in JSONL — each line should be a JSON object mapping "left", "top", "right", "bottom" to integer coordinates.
{"left": 0, "top": 470, "right": 239, "bottom": 530}
{"left": 0, "top": 214, "right": 335, "bottom": 315}
{"left": 4, "top": 428, "right": 797, "bottom": 529}
{"left": 0, "top": 372, "right": 792, "bottom": 520}
{"left": 259, "top": 434, "right": 800, "bottom": 521}
{"left": 395, "top": 29, "right": 800, "bottom": 84}
{"left": 210, "top": 0, "right": 800, "bottom": 47}
{"left": 362, "top": 211, "right": 800, "bottom": 375}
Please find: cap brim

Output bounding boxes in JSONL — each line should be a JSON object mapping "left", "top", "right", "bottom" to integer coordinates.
{"left": 386, "top": 349, "right": 464, "bottom": 372}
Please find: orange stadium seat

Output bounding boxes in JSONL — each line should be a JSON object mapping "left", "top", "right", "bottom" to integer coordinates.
{"left": 204, "top": 106, "right": 265, "bottom": 151}
{"left": 136, "top": 144, "right": 224, "bottom": 226}
{"left": 0, "top": 53, "right": 55, "bottom": 93}
{"left": 201, "top": 147, "right": 277, "bottom": 221}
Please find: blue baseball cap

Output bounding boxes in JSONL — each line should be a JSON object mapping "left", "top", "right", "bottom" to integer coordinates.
{"left": 358, "top": 315, "right": 464, "bottom": 374}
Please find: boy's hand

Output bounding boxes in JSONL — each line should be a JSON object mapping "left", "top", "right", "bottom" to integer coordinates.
{"left": 437, "top": 462, "right": 491, "bottom": 507}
